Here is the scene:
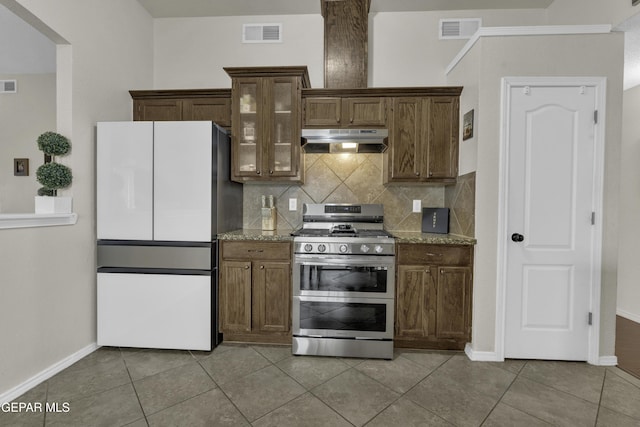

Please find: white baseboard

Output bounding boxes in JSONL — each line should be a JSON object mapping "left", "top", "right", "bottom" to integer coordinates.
{"left": 0, "top": 343, "right": 98, "bottom": 404}
{"left": 617, "top": 309, "right": 640, "bottom": 324}
{"left": 464, "top": 343, "right": 502, "bottom": 362}
{"left": 598, "top": 355, "right": 618, "bottom": 366}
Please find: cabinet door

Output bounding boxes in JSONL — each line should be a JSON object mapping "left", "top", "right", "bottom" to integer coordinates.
{"left": 426, "top": 97, "right": 459, "bottom": 179}
{"left": 267, "top": 77, "right": 301, "bottom": 178}
{"left": 396, "top": 265, "right": 436, "bottom": 338}
{"left": 134, "top": 99, "right": 183, "bottom": 121}
{"left": 232, "top": 77, "right": 263, "bottom": 179}
{"left": 184, "top": 98, "right": 231, "bottom": 127}
{"left": 304, "top": 97, "right": 342, "bottom": 126}
{"left": 435, "top": 266, "right": 471, "bottom": 340}
{"left": 344, "top": 97, "right": 387, "bottom": 127}
{"left": 388, "top": 98, "right": 425, "bottom": 180}
{"left": 253, "top": 261, "right": 291, "bottom": 333}
{"left": 220, "top": 260, "right": 252, "bottom": 332}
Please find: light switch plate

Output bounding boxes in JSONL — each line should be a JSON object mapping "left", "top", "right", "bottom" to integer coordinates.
{"left": 413, "top": 200, "right": 421, "bottom": 213}
{"left": 289, "top": 198, "right": 297, "bottom": 211}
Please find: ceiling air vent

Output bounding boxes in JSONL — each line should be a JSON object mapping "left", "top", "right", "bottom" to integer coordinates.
{"left": 439, "top": 18, "right": 481, "bottom": 40}
{"left": 0, "top": 80, "right": 17, "bottom": 93}
{"left": 243, "top": 24, "right": 282, "bottom": 43}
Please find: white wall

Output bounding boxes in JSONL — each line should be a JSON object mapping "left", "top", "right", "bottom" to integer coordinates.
{"left": 546, "top": 0, "right": 639, "bottom": 26}
{"left": 153, "top": 15, "right": 324, "bottom": 89}
{"left": 0, "top": 0, "right": 153, "bottom": 398}
{"left": 369, "top": 9, "right": 546, "bottom": 87}
{"left": 448, "top": 33, "right": 624, "bottom": 356}
{"left": 618, "top": 85, "right": 640, "bottom": 323}
{"left": 0, "top": 73, "right": 55, "bottom": 212}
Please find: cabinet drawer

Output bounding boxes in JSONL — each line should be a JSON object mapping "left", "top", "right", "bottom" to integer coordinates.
{"left": 222, "top": 241, "right": 291, "bottom": 260}
{"left": 397, "top": 244, "right": 472, "bottom": 266}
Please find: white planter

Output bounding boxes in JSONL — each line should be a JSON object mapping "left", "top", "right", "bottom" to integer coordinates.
{"left": 35, "top": 196, "right": 73, "bottom": 214}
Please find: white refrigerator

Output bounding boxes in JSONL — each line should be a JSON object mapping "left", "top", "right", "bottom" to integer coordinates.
{"left": 96, "top": 121, "right": 242, "bottom": 351}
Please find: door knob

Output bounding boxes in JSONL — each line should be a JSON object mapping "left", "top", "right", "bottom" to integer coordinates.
{"left": 511, "top": 233, "right": 524, "bottom": 242}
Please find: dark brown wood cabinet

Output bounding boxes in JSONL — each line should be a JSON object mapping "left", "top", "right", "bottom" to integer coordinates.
{"left": 304, "top": 97, "right": 387, "bottom": 127}
{"left": 395, "top": 243, "right": 473, "bottom": 350}
{"left": 225, "top": 67, "right": 310, "bottom": 183}
{"left": 385, "top": 96, "right": 460, "bottom": 184}
{"left": 130, "top": 89, "right": 231, "bottom": 127}
{"left": 219, "top": 241, "right": 292, "bottom": 344}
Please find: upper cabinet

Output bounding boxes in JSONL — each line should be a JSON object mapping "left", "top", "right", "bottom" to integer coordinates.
{"left": 130, "top": 89, "right": 231, "bottom": 127}
{"left": 384, "top": 90, "right": 461, "bottom": 184}
{"left": 304, "top": 96, "right": 387, "bottom": 127}
{"left": 225, "top": 66, "right": 310, "bottom": 183}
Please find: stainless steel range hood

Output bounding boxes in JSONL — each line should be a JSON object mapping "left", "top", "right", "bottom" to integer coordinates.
{"left": 301, "top": 129, "right": 388, "bottom": 153}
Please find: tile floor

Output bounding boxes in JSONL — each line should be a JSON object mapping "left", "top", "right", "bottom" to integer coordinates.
{"left": 3, "top": 343, "right": 640, "bottom": 426}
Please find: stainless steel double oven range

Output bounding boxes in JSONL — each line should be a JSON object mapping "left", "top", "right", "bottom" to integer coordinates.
{"left": 292, "top": 204, "right": 395, "bottom": 359}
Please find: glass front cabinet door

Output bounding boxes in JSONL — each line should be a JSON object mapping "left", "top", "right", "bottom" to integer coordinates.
{"left": 226, "top": 67, "right": 310, "bottom": 183}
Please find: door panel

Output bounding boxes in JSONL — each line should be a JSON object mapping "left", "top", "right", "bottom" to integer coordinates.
{"left": 220, "top": 261, "right": 252, "bottom": 332}
{"left": 153, "top": 121, "right": 212, "bottom": 242}
{"left": 505, "top": 84, "right": 596, "bottom": 360}
{"left": 96, "top": 122, "right": 153, "bottom": 240}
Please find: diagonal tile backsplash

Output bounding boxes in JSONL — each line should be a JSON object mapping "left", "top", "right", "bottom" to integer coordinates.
{"left": 243, "top": 153, "right": 456, "bottom": 232}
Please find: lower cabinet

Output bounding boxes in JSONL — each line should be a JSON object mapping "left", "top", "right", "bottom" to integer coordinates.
{"left": 219, "top": 241, "right": 292, "bottom": 344}
{"left": 395, "top": 244, "right": 473, "bottom": 350}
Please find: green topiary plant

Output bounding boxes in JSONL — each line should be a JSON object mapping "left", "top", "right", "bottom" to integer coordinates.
{"left": 36, "top": 131, "right": 72, "bottom": 196}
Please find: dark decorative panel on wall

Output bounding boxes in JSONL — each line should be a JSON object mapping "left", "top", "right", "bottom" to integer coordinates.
{"left": 322, "top": 0, "right": 370, "bottom": 88}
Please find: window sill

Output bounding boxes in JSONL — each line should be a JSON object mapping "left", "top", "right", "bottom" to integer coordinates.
{"left": 0, "top": 213, "right": 78, "bottom": 230}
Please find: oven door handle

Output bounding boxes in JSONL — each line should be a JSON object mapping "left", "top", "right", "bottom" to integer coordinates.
{"left": 294, "top": 256, "right": 395, "bottom": 267}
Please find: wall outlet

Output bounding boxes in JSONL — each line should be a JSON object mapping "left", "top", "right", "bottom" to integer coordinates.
{"left": 289, "top": 198, "right": 297, "bottom": 211}
{"left": 413, "top": 199, "right": 422, "bottom": 213}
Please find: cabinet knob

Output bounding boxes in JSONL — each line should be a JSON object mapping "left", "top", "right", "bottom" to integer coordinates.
{"left": 350, "top": 118, "right": 354, "bottom": 123}
{"left": 244, "top": 265, "right": 250, "bottom": 269}
{"left": 429, "top": 172, "right": 433, "bottom": 177}
{"left": 415, "top": 171, "right": 420, "bottom": 176}
{"left": 260, "top": 265, "right": 265, "bottom": 269}
{"left": 256, "top": 170, "right": 261, "bottom": 175}
{"left": 269, "top": 170, "right": 273, "bottom": 174}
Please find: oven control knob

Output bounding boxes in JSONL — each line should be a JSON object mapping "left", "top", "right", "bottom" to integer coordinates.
{"left": 318, "top": 244, "right": 327, "bottom": 252}
{"left": 360, "top": 244, "right": 370, "bottom": 253}
{"left": 339, "top": 244, "right": 349, "bottom": 253}
{"left": 374, "top": 245, "right": 384, "bottom": 254}
{"left": 304, "top": 244, "right": 313, "bottom": 252}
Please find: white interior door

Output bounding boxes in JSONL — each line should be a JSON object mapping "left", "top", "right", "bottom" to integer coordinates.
{"left": 504, "top": 82, "right": 598, "bottom": 360}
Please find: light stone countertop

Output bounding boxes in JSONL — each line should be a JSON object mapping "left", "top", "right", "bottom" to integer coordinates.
{"left": 390, "top": 231, "right": 476, "bottom": 245}
{"left": 217, "top": 229, "right": 295, "bottom": 241}
{"left": 217, "top": 229, "right": 475, "bottom": 245}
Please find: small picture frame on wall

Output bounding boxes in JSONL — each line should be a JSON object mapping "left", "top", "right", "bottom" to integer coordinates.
{"left": 463, "top": 109, "right": 474, "bottom": 141}
{"left": 14, "top": 158, "right": 29, "bottom": 176}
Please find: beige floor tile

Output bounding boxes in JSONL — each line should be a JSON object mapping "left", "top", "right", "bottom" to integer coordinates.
{"left": 219, "top": 365, "right": 306, "bottom": 422}
{"left": 133, "top": 361, "right": 215, "bottom": 416}
{"left": 405, "top": 372, "right": 499, "bottom": 427}
{"left": 596, "top": 406, "right": 640, "bottom": 427}
{"left": 147, "top": 388, "right": 249, "bottom": 427}
{"left": 252, "top": 392, "right": 352, "bottom": 427}
{"left": 198, "top": 345, "right": 270, "bottom": 385}
{"left": 600, "top": 370, "right": 640, "bottom": 420}
{"left": 121, "top": 349, "right": 194, "bottom": 381}
{"left": 252, "top": 344, "right": 294, "bottom": 363}
{"left": 366, "top": 397, "right": 454, "bottom": 426}
{"left": 482, "top": 403, "right": 552, "bottom": 426}
{"left": 276, "top": 355, "right": 351, "bottom": 389}
{"left": 501, "top": 376, "right": 599, "bottom": 427}
{"left": 355, "top": 355, "right": 434, "bottom": 393}
{"left": 45, "top": 383, "right": 144, "bottom": 427}
{"left": 312, "top": 369, "right": 399, "bottom": 427}
{"left": 519, "top": 360, "right": 606, "bottom": 403}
